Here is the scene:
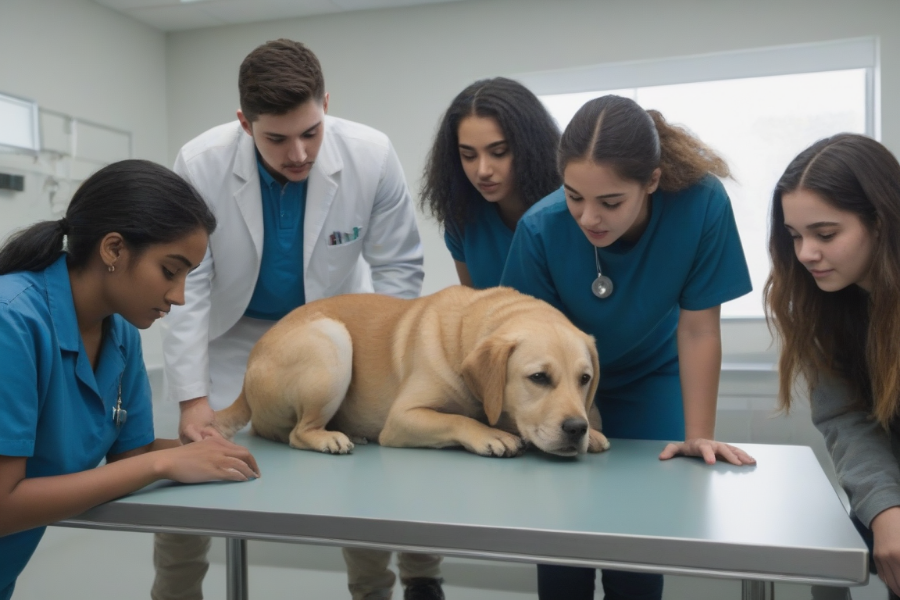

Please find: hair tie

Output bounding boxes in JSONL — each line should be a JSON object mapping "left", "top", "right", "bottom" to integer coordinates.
{"left": 58, "top": 217, "right": 69, "bottom": 234}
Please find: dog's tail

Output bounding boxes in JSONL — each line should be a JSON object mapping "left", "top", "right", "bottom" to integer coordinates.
{"left": 215, "top": 390, "right": 252, "bottom": 439}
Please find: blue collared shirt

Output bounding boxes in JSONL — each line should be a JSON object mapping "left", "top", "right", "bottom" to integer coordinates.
{"left": 444, "top": 202, "right": 515, "bottom": 289}
{"left": 244, "top": 157, "right": 308, "bottom": 320}
{"left": 0, "top": 255, "right": 154, "bottom": 600}
{"left": 501, "top": 176, "right": 752, "bottom": 440}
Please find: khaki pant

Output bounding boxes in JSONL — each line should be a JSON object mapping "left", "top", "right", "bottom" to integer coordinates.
{"left": 151, "top": 533, "right": 442, "bottom": 600}
{"left": 342, "top": 548, "right": 443, "bottom": 600}
{"left": 151, "top": 533, "right": 211, "bottom": 600}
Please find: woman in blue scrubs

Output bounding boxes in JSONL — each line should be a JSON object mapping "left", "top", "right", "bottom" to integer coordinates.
{"left": 0, "top": 160, "right": 260, "bottom": 600}
{"left": 500, "top": 95, "right": 756, "bottom": 600}
{"left": 420, "top": 77, "right": 561, "bottom": 288}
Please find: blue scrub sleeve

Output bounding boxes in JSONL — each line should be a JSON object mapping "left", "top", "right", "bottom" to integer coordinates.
{"left": 678, "top": 184, "right": 752, "bottom": 311}
{"left": 444, "top": 225, "right": 466, "bottom": 263}
{"left": 0, "top": 305, "right": 40, "bottom": 457}
{"left": 108, "top": 324, "right": 155, "bottom": 456}
{"left": 500, "top": 220, "right": 565, "bottom": 312}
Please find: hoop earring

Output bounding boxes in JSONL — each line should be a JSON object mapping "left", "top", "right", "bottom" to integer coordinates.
{"left": 108, "top": 265, "right": 115, "bottom": 273}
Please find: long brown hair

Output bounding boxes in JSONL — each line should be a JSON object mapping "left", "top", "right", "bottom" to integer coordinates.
{"left": 764, "top": 134, "right": 900, "bottom": 427}
{"left": 557, "top": 95, "right": 729, "bottom": 190}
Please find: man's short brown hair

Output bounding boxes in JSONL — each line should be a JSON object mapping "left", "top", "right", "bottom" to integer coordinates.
{"left": 238, "top": 39, "right": 325, "bottom": 122}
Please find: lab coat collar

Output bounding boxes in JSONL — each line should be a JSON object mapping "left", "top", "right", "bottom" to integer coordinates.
{"left": 233, "top": 128, "right": 264, "bottom": 260}
{"left": 304, "top": 117, "right": 342, "bottom": 273}
{"left": 232, "top": 116, "right": 343, "bottom": 274}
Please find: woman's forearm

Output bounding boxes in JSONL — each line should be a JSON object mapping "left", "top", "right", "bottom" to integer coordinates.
{"left": 0, "top": 451, "right": 165, "bottom": 537}
{"left": 677, "top": 307, "right": 722, "bottom": 440}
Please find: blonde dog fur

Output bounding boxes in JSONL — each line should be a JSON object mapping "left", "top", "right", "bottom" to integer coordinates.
{"left": 216, "top": 285, "right": 609, "bottom": 457}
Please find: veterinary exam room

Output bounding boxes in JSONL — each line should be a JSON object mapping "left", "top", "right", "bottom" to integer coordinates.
{"left": 1, "top": 0, "right": 899, "bottom": 598}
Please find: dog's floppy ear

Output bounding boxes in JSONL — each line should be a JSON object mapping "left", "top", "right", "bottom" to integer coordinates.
{"left": 584, "top": 334, "right": 601, "bottom": 412}
{"left": 461, "top": 335, "right": 517, "bottom": 426}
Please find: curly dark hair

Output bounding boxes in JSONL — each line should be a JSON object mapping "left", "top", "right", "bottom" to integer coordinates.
{"left": 420, "top": 77, "right": 561, "bottom": 230}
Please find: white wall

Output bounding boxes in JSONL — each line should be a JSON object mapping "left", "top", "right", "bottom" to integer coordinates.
{"left": 3, "top": 0, "right": 899, "bottom": 370}
{"left": 0, "top": 0, "right": 169, "bottom": 366}
{"left": 164, "top": 0, "right": 900, "bottom": 367}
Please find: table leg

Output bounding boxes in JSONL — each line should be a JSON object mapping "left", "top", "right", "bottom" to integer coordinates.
{"left": 226, "top": 537, "right": 248, "bottom": 600}
{"left": 742, "top": 580, "right": 774, "bottom": 600}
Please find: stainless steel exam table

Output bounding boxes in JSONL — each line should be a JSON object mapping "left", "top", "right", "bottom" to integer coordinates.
{"left": 60, "top": 433, "right": 868, "bottom": 600}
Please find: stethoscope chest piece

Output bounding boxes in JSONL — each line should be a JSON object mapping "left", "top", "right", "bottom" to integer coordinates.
{"left": 592, "top": 275, "right": 614, "bottom": 299}
{"left": 592, "top": 247, "right": 614, "bottom": 299}
{"left": 112, "top": 376, "right": 127, "bottom": 428}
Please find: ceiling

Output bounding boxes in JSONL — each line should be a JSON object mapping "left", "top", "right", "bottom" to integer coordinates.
{"left": 93, "top": 0, "right": 468, "bottom": 32}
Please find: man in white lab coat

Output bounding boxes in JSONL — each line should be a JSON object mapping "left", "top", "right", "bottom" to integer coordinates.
{"left": 152, "top": 39, "right": 442, "bottom": 600}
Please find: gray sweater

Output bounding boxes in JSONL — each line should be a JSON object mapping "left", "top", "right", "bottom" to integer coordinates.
{"left": 812, "top": 374, "right": 900, "bottom": 527}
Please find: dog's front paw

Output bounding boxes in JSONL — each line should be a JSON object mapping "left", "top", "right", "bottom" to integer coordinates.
{"left": 289, "top": 429, "right": 355, "bottom": 454}
{"left": 588, "top": 428, "right": 610, "bottom": 453}
{"left": 467, "top": 430, "right": 525, "bottom": 458}
{"left": 319, "top": 432, "right": 355, "bottom": 454}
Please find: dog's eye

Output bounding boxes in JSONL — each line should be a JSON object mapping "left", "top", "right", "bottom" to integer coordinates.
{"left": 580, "top": 374, "right": 592, "bottom": 386}
{"left": 529, "top": 372, "right": 551, "bottom": 386}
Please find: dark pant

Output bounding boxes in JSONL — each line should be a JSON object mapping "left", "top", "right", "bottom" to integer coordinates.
{"left": 537, "top": 564, "right": 663, "bottom": 600}
{"left": 852, "top": 514, "right": 900, "bottom": 600}
{"left": 537, "top": 366, "right": 675, "bottom": 600}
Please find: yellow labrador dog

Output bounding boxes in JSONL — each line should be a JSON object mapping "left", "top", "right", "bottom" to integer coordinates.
{"left": 216, "top": 285, "right": 609, "bottom": 457}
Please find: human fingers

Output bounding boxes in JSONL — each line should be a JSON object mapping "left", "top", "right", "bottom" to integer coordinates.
{"left": 218, "top": 456, "right": 259, "bottom": 481}
{"left": 879, "top": 559, "right": 900, "bottom": 598}
{"left": 712, "top": 442, "right": 744, "bottom": 466}
{"left": 180, "top": 424, "right": 205, "bottom": 444}
{"left": 875, "top": 547, "right": 900, "bottom": 596}
{"left": 206, "top": 437, "right": 261, "bottom": 476}
{"left": 698, "top": 441, "right": 717, "bottom": 465}
{"left": 722, "top": 444, "right": 756, "bottom": 466}
{"left": 658, "top": 442, "right": 683, "bottom": 460}
{"left": 199, "top": 425, "right": 225, "bottom": 440}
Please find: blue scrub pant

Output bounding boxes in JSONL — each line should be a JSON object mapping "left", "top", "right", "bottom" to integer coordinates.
{"left": 538, "top": 364, "right": 682, "bottom": 600}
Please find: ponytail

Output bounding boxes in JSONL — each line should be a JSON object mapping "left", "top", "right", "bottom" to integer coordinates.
{"left": 648, "top": 110, "right": 729, "bottom": 191}
{"left": 558, "top": 95, "right": 728, "bottom": 192}
{"left": 0, "top": 160, "right": 216, "bottom": 276}
{"left": 0, "top": 220, "right": 67, "bottom": 275}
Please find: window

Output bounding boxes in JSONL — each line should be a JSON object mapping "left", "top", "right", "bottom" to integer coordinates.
{"left": 0, "top": 92, "right": 40, "bottom": 154}
{"left": 517, "top": 38, "right": 878, "bottom": 318}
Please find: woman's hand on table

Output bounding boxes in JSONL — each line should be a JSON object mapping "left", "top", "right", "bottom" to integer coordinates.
{"left": 872, "top": 506, "right": 900, "bottom": 596}
{"left": 658, "top": 438, "right": 756, "bottom": 466}
{"left": 156, "top": 437, "right": 261, "bottom": 483}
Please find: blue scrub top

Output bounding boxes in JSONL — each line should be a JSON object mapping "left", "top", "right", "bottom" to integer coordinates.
{"left": 501, "top": 176, "right": 752, "bottom": 440}
{"left": 0, "top": 255, "right": 154, "bottom": 600}
{"left": 245, "top": 156, "right": 308, "bottom": 321}
{"left": 444, "top": 202, "right": 515, "bottom": 289}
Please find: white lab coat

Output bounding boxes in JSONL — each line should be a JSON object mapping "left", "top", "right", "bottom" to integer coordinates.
{"left": 160, "top": 117, "right": 424, "bottom": 407}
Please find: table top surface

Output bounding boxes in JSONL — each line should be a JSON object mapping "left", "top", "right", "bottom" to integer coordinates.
{"left": 62, "top": 434, "right": 869, "bottom": 585}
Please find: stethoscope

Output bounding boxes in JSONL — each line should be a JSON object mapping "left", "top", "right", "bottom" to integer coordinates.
{"left": 592, "top": 246, "right": 614, "bottom": 299}
{"left": 112, "top": 374, "right": 127, "bottom": 428}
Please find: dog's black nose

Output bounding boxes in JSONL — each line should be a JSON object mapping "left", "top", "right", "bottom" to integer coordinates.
{"left": 561, "top": 418, "right": 588, "bottom": 440}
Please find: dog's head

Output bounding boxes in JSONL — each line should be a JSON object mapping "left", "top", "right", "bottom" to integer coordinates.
{"left": 461, "top": 315, "right": 600, "bottom": 456}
